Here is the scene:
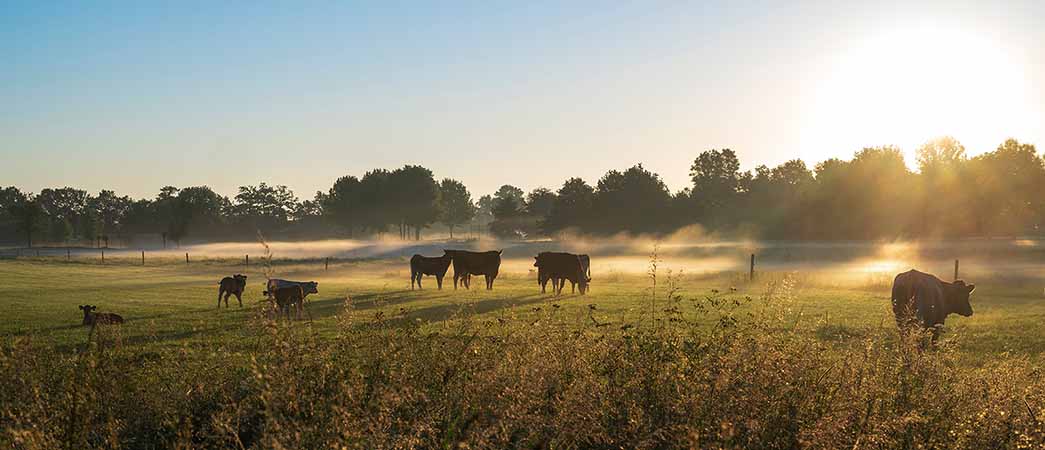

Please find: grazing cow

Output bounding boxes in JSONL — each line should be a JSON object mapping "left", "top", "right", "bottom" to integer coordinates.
{"left": 444, "top": 249, "right": 502, "bottom": 290}
{"left": 891, "top": 269, "right": 974, "bottom": 341}
{"left": 79, "top": 305, "right": 124, "bottom": 326}
{"left": 217, "top": 274, "right": 247, "bottom": 308}
{"left": 410, "top": 253, "right": 453, "bottom": 290}
{"left": 534, "top": 252, "right": 590, "bottom": 295}
{"left": 270, "top": 285, "right": 305, "bottom": 320}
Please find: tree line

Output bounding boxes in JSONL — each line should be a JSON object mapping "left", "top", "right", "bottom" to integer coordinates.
{"left": 1, "top": 137, "right": 1043, "bottom": 247}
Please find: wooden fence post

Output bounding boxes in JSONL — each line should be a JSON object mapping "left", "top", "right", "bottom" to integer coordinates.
{"left": 245, "top": 255, "right": 249, "bottom": 267}
{"left": 67, "top": 248, "right": 71, "bottom": 261}
{"left": 954, "top": 259, "right": 959, "bottom": 281}
{"left": 750, "top": 254, "right": 755, "bottom": 281}
{"left": 142, "top": 250, "right": 145, "bottom": 266}
{"left": 101, "top": 249, "right": 105, "bottom": 263}
{"left": 36, "top": 249, "right": 40, "bottom": 257}
{"left": 325, "top": 257, "right": 329, "bottom": 270}
{"left": 186, "top": 253, "right": 189, "bottom": 265}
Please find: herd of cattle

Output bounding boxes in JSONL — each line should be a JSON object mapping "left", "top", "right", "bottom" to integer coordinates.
{"left": 410, "top": 249, "right": 592, "bottom": 294}
{"left": 78, "top": 249, "right": 978, "bottom": 340}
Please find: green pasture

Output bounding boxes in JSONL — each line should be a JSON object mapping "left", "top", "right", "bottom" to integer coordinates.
{"left": 2, "top": 255, "right": 1043, "bottom": 362}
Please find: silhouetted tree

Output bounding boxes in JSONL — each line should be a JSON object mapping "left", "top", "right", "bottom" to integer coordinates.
{"left": 323, "top": 175, "right": 364, "bottom": 237}
{"left": 437, "top": 178, "right": 475, "bottom": 239}
{"left": 542, "top": 178, "right": 595, "bottom": 235}
{"left": 689, "top": 149, "right": 743, "bottom": 228}
{"left": 390, "top": 165, "right": 440, "bottom": 240}
{"left": 525, "top": 188, "right": 556, "bottom": 218}
{"left": 592, "top": 164, "right": 672, "bottom": 234}
{"left": 169, "top": 186, "right": 227, "bottom": 245}
{"left": 490, "top": 185, "right": 526, "bottom": 239}
{"left": 232, "top": 182, "right": 299, "bottom": 231}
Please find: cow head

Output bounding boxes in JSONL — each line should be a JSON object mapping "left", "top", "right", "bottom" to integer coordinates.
{"left": 947, "top": 280, "right": 975, "bottom": 317}
{"left": 79, "top": 305, "right": 97, "bottom": 325}
{"left": 303, "top": 281, "right": 319, "bottom": 295}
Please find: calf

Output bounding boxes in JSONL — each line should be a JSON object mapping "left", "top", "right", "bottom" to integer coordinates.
{"left": 79, "top": 305, "right": 124, "bottom": 326}
{"left": 265, "top": 279, "right": 318, "bottom": 319}
{"left": 444, "top": 249, "right": 502, "bottom": 290}
{"left": 218, "top": 274, "right": 247, "bottom": 308}
{"left": 410, "top": 253, "right": 452, "bottom": 289}
{"left": 271, "top": 285, "right": 305, "bottom": 320}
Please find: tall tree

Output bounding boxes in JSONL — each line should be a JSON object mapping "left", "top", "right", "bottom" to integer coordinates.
{"left": 542, "top": 178, "right": 596, "bottom": 235}
{"left": 916, "top": 137, "right": 969, "bottom": 237}
{"left": 489, "top": 185, "right": 527, "bottom": 238}
{"left": 525, "top": 188, "right": 557, "bottom": 218}
{"left": 169, "top": 186, "right": 227, "bottom": 245}
{"left": 389, "top": 165, "right": 440, "bottom": 240}
{"left": 323, "top": 175, "right": 364, "bottom": 237}
{"left": 593, "top": 164, "right": 672, "bottom": 234}
{"left": 437, "top": 178, "right": 475, "bottom": 239}
{"left": 689, "top": 149, "right": 743, "bottom": 228}
{"left": 2, "top": 188, "right": 44, "bottom": 248}
{"left": 232, "top": 182, "right": 299, "bottom": 231}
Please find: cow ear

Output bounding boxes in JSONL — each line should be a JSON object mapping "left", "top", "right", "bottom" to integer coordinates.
{"left": 967, "top": 284, "right": 975, "bottom": 293}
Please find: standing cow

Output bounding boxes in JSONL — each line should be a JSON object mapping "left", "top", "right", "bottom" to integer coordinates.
{"left": 410, "top": 253, "right": 453, "bottom": 289}
{"left": 218, "top": 274, "right": 247, "bottom": 308}
{"left": 891, "top": 269, "right": 974, "bottom": 341}
{"left": 265, "top": 279, "right": 319, "bottom": 318}
{"left": 534, "top": 252, "right": 590, "bottom": 295}
{"left": 444, "top": 249, "right": 502, "bottom": 290}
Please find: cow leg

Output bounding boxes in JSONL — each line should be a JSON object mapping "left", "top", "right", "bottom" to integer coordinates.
{"left": 223, "top": 292, "right": 230, "bottom": 308}
{"left": 411, "top": 272, "right": 416, "bottom": 290}
{"left": 453, "top": 273, "right": 459, "bottom": 290}
{"left": 436, "top": 275, "right": 443, "bottom": 290}
{"left": 235, "top": 291, "right": 243, "bottom": 307}
{"left": 485, "top": 274, "right": 492, "bottom": 290}
{"left": 571, "top": 281, "right": 576, "bottom": 294}
{"left": 217, "top": 288, "right": 223, "bottom": 308}
{"left": 417, "top": 275, "right": 423, "bottom": 290}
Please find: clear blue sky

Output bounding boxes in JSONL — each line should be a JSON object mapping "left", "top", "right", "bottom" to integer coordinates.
{"left": 3, "top": 1, "right": 1043, "bottom": 200}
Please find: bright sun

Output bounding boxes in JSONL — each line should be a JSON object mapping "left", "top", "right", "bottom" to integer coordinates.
{"left": 801, "top": 24, "right": 1039, "bottom": 164}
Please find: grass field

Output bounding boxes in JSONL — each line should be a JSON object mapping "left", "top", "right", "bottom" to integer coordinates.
{"left": 2, "top": 253, "right": 1045, "bottom": 448}
{"left": 3, "top": 254, "right": 1044, "bottom": 360}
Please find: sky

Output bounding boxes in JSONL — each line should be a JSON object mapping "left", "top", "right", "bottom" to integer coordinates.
{"left": 2, "top": 0, "right": 1044, "bottom": 200}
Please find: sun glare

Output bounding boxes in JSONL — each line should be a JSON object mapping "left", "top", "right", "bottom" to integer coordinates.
{"left": 801, "top": 25, "right": 1039, "bottom": 164}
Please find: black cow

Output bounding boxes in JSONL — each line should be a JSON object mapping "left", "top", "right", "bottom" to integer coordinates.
{"left": 264, "top": 279, "right": 318, "bottom": 319}
{"left": 271, "top": 285, "right": 305, "bottom": 320}
{"left": 218, "top": 274, "right": 247, "bottom": 308}
{"left": 891, "top": 269, "right": 974, "bottom": 341}
{"left": 444, "top": 249, "right": 502, "bottom": 290}
{"left": 410, "top": 253, "right": 452, "bottom": 289}
{"left": 534, "top": 252, "right": 590, "bottom": 295}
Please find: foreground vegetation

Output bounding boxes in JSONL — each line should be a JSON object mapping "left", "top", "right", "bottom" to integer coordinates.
{"left": 2, "top": 257, "right": 1044, "bottom": 448}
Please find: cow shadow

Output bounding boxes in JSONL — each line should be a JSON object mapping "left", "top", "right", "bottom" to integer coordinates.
{"left": 401, "top": 293, "right": 547, "bottom": 323}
